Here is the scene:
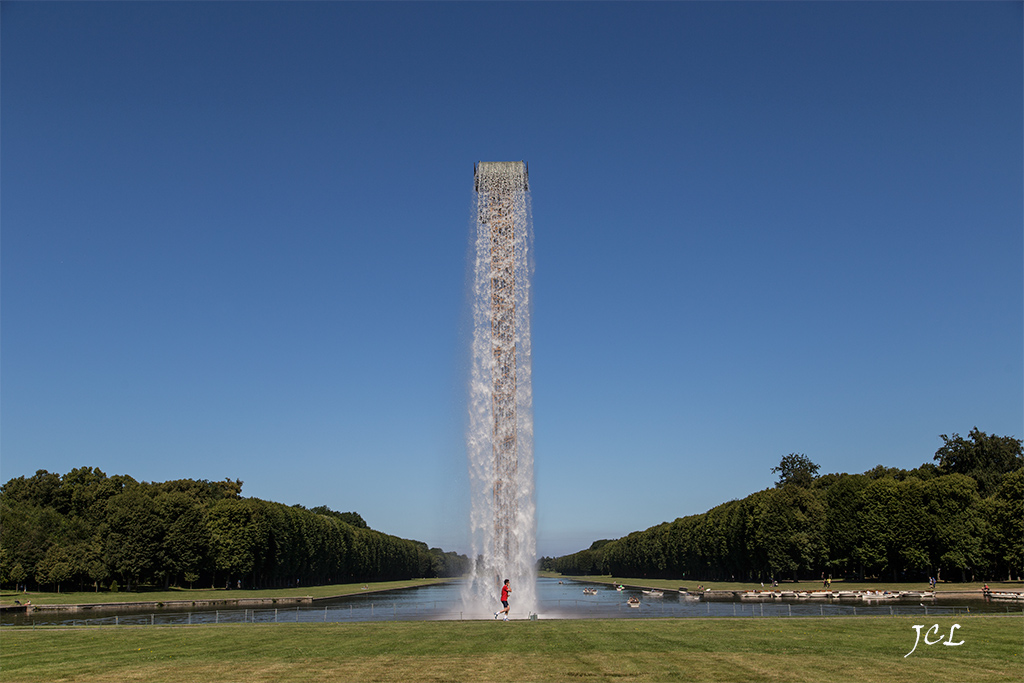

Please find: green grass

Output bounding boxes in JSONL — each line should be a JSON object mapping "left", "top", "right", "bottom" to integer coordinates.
{"left": 0, "top": 578, "right": 451, "bottom": 607}
{"left": 1, "top": 616, "right": 1020, "bottom": 682}
{"left": 543, "top": 573, "right": 1024, "bottom": 594}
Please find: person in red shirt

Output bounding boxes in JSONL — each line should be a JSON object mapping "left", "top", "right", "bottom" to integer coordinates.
{"left": 494, "top": 579, "right": 511, "bottom": 621}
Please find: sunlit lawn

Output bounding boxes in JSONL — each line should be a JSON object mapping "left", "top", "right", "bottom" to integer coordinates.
{"left": 0, "top": 577, "right": 451, "bottom": 607}
{"left": 543, "top": 572, "right": 1024, "bottom": 594}
{"left": 1, "top": 615, "right": 1020, "bottom": 682}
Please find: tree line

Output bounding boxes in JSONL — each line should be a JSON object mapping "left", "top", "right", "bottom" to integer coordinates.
{"left": 0, "top": 468, "right": 469, "bottom": 592}
{"left": 547, "top": 429, "right": 1022, "bottom": 584}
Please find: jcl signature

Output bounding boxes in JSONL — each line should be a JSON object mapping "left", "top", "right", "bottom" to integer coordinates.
{"left": 904, "top": 623, "right": 964, "bottom": 657}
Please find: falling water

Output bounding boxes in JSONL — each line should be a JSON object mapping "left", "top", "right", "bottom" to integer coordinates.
{"left": 463, "top": 161, "right": 537, "bottom": 618}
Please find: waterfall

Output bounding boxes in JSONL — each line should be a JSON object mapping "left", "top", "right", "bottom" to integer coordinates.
{"left": 463, "top": 161, "right": 536, "bottom": 618}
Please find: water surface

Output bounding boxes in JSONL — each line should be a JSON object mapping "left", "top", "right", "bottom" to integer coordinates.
{"left": 3, "top": 577, "right": 1016, "bottom": 627}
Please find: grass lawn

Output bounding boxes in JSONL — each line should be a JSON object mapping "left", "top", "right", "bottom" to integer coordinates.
{"left": 1, "top": 615, "right": 1020, "bottom": 682}
{"left": 0, "top": 578, "right": 451, "bottom": 607}
{"left": 543, "top": 573, "right": 1024, "bottom": 594}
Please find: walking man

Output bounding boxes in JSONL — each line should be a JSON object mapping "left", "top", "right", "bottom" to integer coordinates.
{"left": 494, "top": 579, "right": 511, "bottom": 621}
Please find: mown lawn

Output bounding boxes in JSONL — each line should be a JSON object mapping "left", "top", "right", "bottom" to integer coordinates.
{"left": 545, "top": 573, "right": 1024, "bottom": 595}
{"left": 1, "top": 615, "right": 1020, "bottom": 682}
{"left": 0, "top": 578, "right": 451, "bottom": 607}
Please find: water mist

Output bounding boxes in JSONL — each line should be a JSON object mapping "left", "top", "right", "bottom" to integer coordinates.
{"left": 463, "top": 161, "right": 536, "bottom": 618}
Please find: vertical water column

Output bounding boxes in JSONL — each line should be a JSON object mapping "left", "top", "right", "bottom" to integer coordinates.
{"left": 464, "top": 161, "right": 536, "bottom": 617}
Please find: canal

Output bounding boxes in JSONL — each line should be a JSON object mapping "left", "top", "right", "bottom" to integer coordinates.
{"left": 2, "top": 577, "right": 1017, "bottom": 627}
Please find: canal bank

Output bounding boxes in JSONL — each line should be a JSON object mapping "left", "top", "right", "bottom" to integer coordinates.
{"left": 564, "top": 576, "right": 1023, "bottom": 604}
{"left": 1, "top": 579, "right": 455, "bottom": 617}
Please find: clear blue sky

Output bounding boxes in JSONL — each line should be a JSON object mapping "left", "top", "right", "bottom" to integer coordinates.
{"left": 2, "top": 2, "right": 1021, "bottom": 558}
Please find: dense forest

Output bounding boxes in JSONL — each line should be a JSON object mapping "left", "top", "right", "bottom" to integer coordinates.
{"left": 547, "top": 429, "right": 1023, "bottom": 584}
{"left": 0, "top": 468, "right": 469, "bottom": 592}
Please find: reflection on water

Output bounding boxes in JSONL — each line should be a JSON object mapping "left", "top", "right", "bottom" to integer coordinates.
{"left": 2, "top": 578, "right": 1016, "bottom": 627}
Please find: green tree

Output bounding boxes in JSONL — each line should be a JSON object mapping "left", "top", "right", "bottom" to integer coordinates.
{"left": 158, "top": 493, "right": 212, "bottom": 588}
{"left": 311, "top": 506, "right": 368, "bottom": 529}
{"left": 894, "top": 478, "right": 930, "bottom": 575}
{"left": 59, "top": 467, "right": 127, "bottom": 520}
{"left": 104, "top": 488, "right": 165, "bottom": 589}
{"left": 0, "top": 470, "right": 64, "bottom": 510}
{"left": 821, "top": 473, "right": 869, "bottom": 577}
{"left": 750, "top": 486, "right": 827, "bottom": 581}
{"left": 924, "top": 474, "right": 985, "bottom": 582}
{"left": 81, "top": 536, "right": 109, "bottom": 592}
{"left": 35, "top": 544, "right": 74, "bottom": 592}
{"left": 0, "top": 501, "right": 66, "bottom": 588}
{"left": 853, "top": 477, "right": 902, "bottom": 580}
{"left": 208, "top": 498, "right": 260, "bottom": 587}
{"left": 934, "top": 428, "right": 1023, "bottom": 497}
{"left": 155, "top": 477, "right": 242, "bottom": 502}
{"left": 771, "top": 454, "right": 820, "bottom": 488}
{"left": 0, "top": 545, "right": 9, "bottom": 588}
{"left": 9, "top": 562, "right": 26, "bottom": 591}
{"left": 989, "top": 469, "right": 1023, "bottom": 579}
{"left": 722, "top": 500, "right": 753, "bottom": 581}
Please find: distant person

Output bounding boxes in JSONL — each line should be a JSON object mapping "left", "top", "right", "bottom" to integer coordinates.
{"left": 494, "top": 579, "right": 511, "bottom": 621}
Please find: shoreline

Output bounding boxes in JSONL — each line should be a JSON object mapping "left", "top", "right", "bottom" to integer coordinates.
{"left": 1, "top": 581, "right": 451, "bottom": 615}
{"left": 6, "top": 577, "right": 1022, "bottom": 616}
{"left": 566, "top": 578, "right": 1023, "bottom": 603}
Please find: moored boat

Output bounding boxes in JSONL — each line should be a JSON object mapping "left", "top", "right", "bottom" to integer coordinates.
{"left": 991, "top": 592, "right": 1024, "bottom": 601}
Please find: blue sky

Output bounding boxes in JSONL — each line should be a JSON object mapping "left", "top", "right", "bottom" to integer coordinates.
{"left": 2, "top": 2, "right": 1021, "bottom": 558}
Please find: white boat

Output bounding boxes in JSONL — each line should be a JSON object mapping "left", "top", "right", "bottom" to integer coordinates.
{"left": 642, "top": 589, "right": 664, "bottom": 597}
{"left": 627, "top": 597, "right": 640, "bottom": 607}
{"left": 582, "top": 588, "right": 597, "bottom": 595}
{"left": 991, "top": 592, "right": 1024, "bottom": 601}
{"left": 861, "top": 591, "right": 898, "bottom": 601}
